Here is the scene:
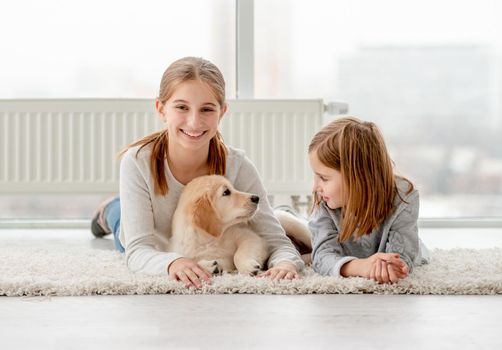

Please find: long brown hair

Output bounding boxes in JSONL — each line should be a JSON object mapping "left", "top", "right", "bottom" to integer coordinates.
{"left": 309, "top": 117, "right": 413, "bottom": 242}
{"left": 119, "top": 57, "right": 227, "bottom": 196}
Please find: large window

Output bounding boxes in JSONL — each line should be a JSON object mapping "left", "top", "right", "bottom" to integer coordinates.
{"left": 1, "top": 0, "right": 501, "bottom": 221}
{"left": 255, "top": 0, "right": 502, "bottom": 218}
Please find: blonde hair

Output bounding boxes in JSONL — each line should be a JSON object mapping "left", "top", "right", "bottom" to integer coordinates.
{"left": 119, "top": 57, "right": 227, "bottom": 196}
{"left": 309, "top": 116, "right": 413, "bottom": 242}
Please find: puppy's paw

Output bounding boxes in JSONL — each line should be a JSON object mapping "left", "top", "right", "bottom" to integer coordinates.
{"left": 198, "top": 259, "right": 224, "bottom": 275}
{"left": 237, "top": 259, "right": 263, "bottom": 276}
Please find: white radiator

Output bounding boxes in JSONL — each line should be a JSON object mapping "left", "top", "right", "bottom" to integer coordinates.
{"left": 0, "top": 99, "right": 323, "bottom": 195}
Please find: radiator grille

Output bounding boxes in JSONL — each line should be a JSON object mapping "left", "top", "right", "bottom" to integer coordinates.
{"left": 0, "top": 99, "right": 323, "bottom": 194}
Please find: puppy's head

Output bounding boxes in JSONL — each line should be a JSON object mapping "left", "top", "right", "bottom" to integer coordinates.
{"left": 182, "top": 175, "right": 260, "bottom": 238}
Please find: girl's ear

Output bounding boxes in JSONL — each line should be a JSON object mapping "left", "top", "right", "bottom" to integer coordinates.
{"left": 219, "top": 103, "right": 228, "bottom": 121}
{"left": 155, "top": 99, "right": 167, "bottom": 123}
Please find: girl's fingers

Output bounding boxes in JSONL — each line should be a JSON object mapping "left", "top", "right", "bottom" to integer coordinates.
{"left": 273, "top": 270, "right": 288, "bottom": 281}
{"left": 176, "top": 271, "right": 193, "bottom": 288}
{"left": 257, "top": 268, "right": 299, "bottom": 280}
{"left": 394, "top": 259, "right": 406, "bottom": 269}
{"left": 375, "top": 259, "right": 382, "bottom": 283}
{"left": 193, "top": 266, "right": 212, "bottom": 282}
{"left": 183, "top": 268, "right": 202, "bottom": 289}
{"left": 387, "top": 257, "right": 408, "bottom": 276}
{"left": 392, "top": 268, "right": 407, "bottom": 279}
{"left": 389, "top": 259, "right": 408, "bottom": 276}
{"left": 387, "top": 264, "right": 399, "bottom": 283}
{"left": 288, "top": 271, "right": 299, "bottom": 279}
{"left": 268, "top": 269, "right": 280, "bottom": 280}
{"left": 380, "top": 260, "right": 390, "bottom": 284}
{"left": 399, "top": 267, "right": 408, "bottom": 278}
{"left": 284, "top": 272, "right": 296, "bottom": 280}
{"left": 257, "top": 269, "right": 276, "bottom": 278}
{"left": 389, "top": 263, "right": 408, "bottom": 279}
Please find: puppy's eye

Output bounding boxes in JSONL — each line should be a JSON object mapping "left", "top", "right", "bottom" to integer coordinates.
{"left": 222, "top": 189, "right": 231, "bottom": 196}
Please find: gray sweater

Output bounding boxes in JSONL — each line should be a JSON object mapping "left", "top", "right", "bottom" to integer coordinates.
{"left": 119, "top": 144, "right": 304, "bottom": 275}
{"left": 309, "top": 178, "right": 430, "bottom": 277}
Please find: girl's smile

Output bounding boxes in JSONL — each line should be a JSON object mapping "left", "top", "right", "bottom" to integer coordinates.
{"left": 180, "top": 129, "right": 207, "bottom": 139}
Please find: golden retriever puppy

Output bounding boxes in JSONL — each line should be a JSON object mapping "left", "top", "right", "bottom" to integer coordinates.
{"left": 169, "top": 175, "right": 268, "bottom": 276}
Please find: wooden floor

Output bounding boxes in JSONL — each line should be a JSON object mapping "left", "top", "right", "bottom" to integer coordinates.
{"left": 1, "top": 227, "right": 502, "bottom": 349}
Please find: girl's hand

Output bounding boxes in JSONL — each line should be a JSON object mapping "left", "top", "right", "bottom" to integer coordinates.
{"left": 168, "top": 257, "right": 212, "bottom": 289}
{"left": 341, "top": 253, "right": 408, "bottom": 283}
{"left": 385, "top": 259, "right": 409, "bottom": 283}
{"left": 368, "top": 253, "right": 409, "bottom": 284}
{"left": 257, "top": 261, "right": 299, "bottom": 281}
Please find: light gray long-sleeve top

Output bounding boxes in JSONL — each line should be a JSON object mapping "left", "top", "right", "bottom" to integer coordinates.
{"left": 309, "top": 177, "right": 430, "bottom": 277}
{"left": 119, "top": 144, "right": 304, "bottom": 275}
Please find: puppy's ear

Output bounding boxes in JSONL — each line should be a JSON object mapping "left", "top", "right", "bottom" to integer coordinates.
{"left": 191, "top": 194, "right": 223, "bottom": 238}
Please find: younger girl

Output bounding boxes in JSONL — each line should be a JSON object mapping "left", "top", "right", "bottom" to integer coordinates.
{"left": 91, "top": 57, "right": 303, "bottom": 288}
{"left": 308, "top": 117, "right": 429, "bottom": 283}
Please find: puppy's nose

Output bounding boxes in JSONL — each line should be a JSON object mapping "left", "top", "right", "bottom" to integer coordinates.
{"left": 250, "top": 195, "right": 260, "bottom": 204}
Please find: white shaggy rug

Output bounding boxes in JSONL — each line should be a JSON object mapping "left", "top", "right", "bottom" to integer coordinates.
{"left": 1, "top": 247, "right": 501, "bottom": 296}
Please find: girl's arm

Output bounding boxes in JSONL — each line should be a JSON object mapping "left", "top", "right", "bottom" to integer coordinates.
{"left": 309, "top": 202, "right": 358, "bottom": 277}
{"left": 233, "top": 156, "right": 304, "bottom": 272}
{"left": 120, "top": 149, "right": 184, "bottom": 275}
{"left": 385, "top": 191, "right": 422, "bottom": 273}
